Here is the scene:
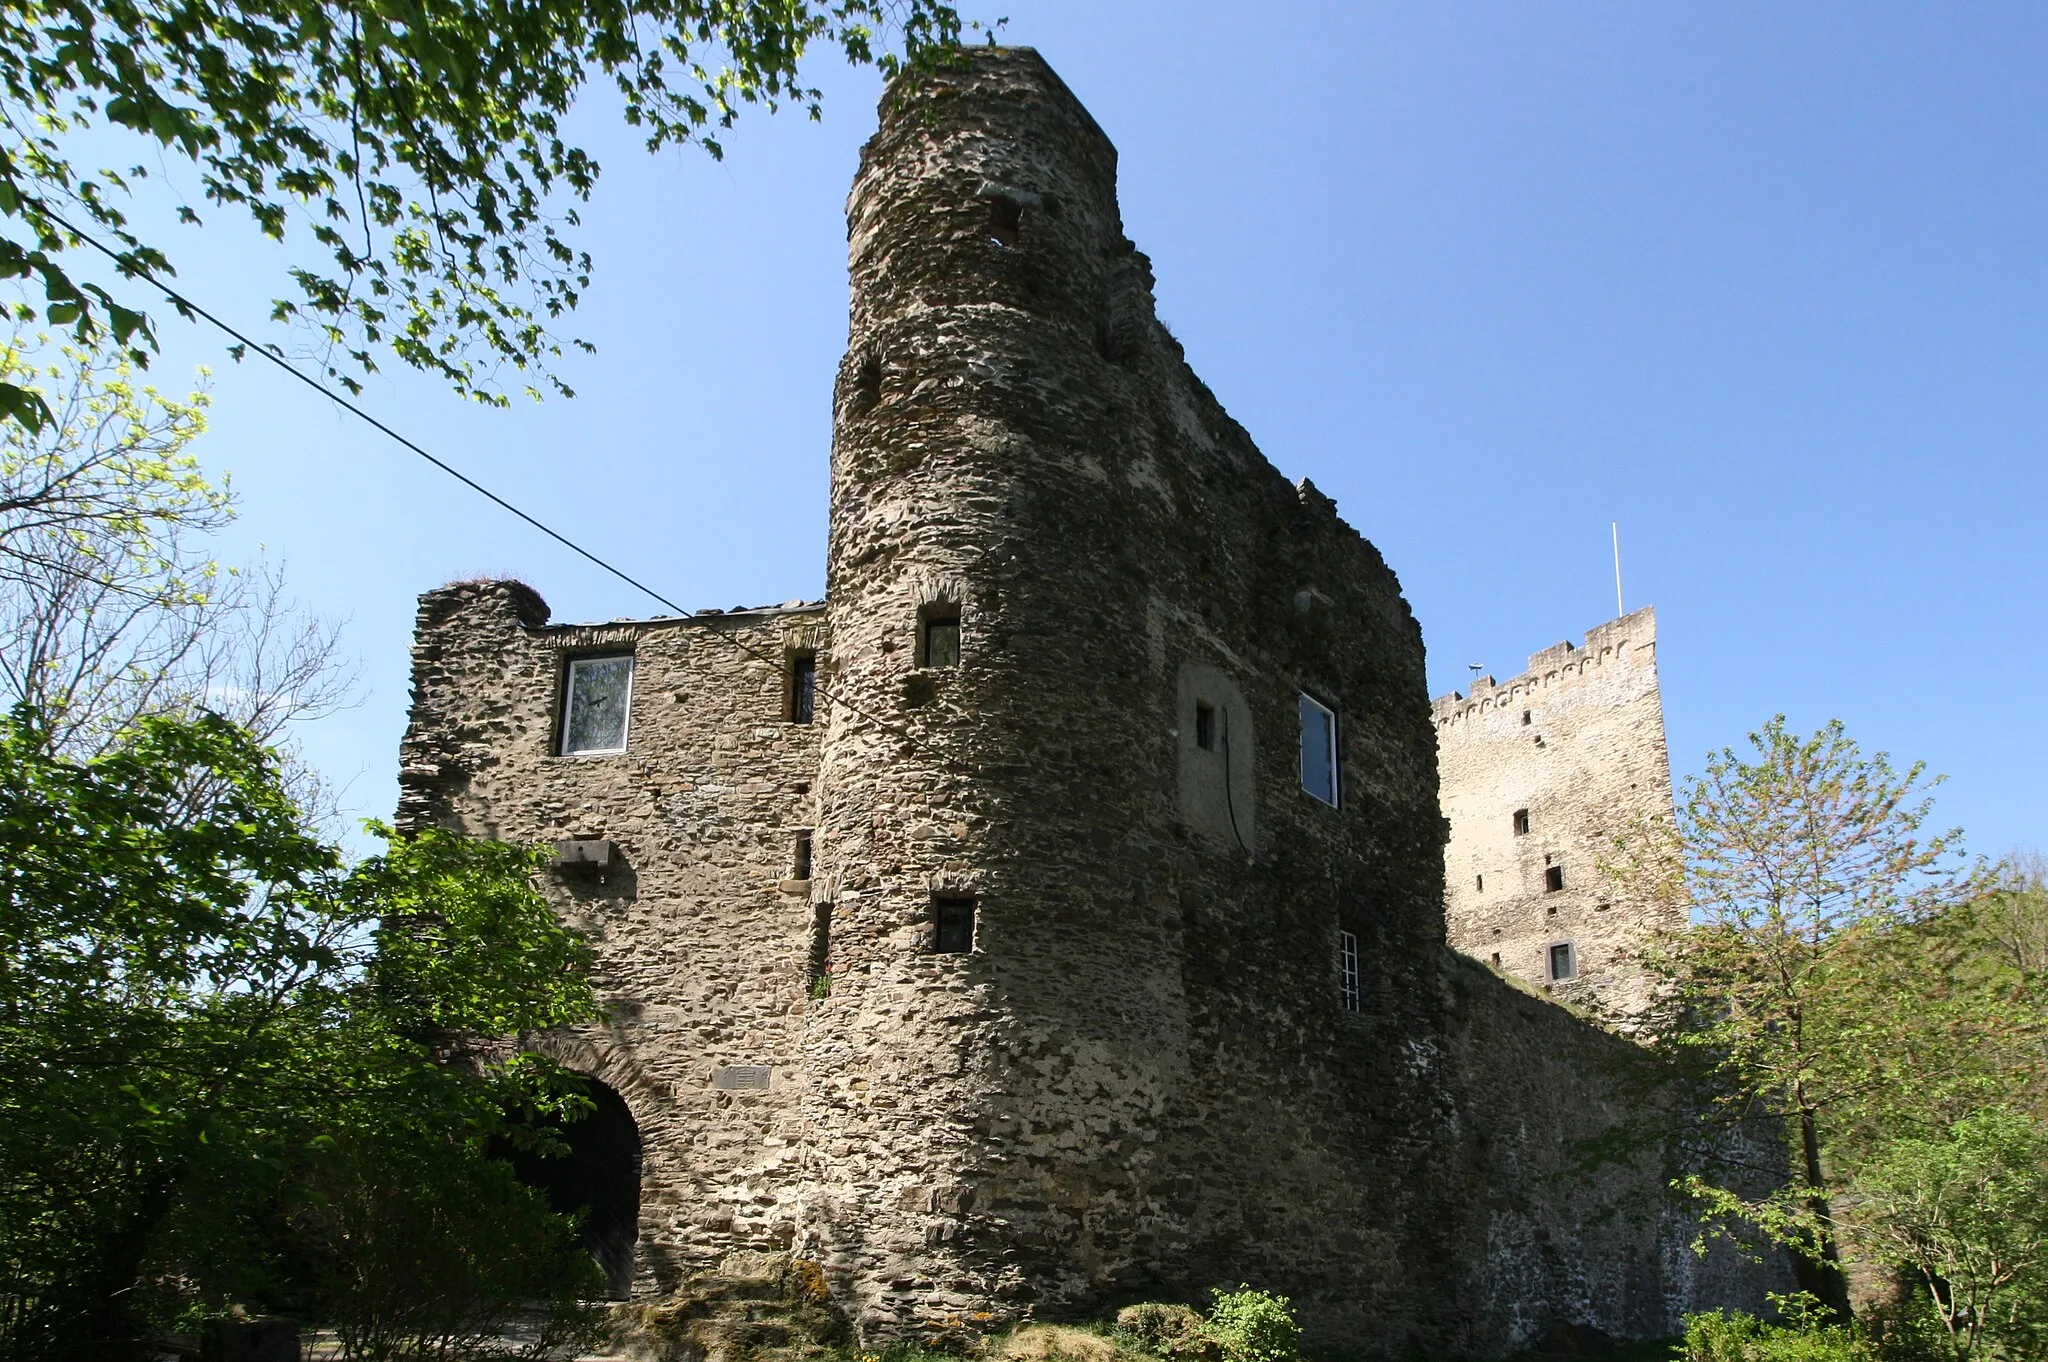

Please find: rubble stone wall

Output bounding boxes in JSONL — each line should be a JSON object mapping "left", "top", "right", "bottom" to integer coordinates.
{"left": 398, "top": 583, "right": 830, "bottom": 1293}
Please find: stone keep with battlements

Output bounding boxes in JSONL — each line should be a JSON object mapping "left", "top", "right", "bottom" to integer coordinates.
{"left": 397, "top": 49, "right": 1784, "bottom": 1356}
{"left": 1434, "top": 607, "right": 1681, "bottom": 1016}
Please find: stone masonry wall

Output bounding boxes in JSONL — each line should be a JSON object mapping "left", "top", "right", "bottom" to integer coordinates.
{"left": 397, "top": 582, "right": 831, "bottom": 1294}
{"left": 392, "top": 50, "right": 1790, "bottom": 1359}
{"left": 1433, "top": 607, "right": 1681, "bottom": 1016}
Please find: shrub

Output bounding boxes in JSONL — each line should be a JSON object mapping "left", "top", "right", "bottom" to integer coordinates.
{"left": 1205, "top": 1287, "right": 1301, "bottom": 1362}
{"left": 1683, "top": 1308, "right": 1871, "bottom": 1362}
{"left": 1115, "top": 1303, "right": 1216, "bottom": 1361}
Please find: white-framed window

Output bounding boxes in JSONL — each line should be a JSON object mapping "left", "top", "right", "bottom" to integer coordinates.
{"left": 1547, "top": 940, "right": 1577, "bottom": 982}
{"left": 1298, "top": 692, "right": 1339, "bottom": 806}
{"left": 1338, "top": 930, "right": 1361, "bottom": 1013}
{"left": 560, "top": 654, "right": 634, "bottom": 755}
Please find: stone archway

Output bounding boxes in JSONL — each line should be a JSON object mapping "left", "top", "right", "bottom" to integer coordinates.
{"left": 504, "top": 1077, "right": 643, "bottom": 1297}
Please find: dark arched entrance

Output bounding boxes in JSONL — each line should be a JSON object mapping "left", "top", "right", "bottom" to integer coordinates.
{"left": 503, "top": 1078, "right": 642, "bottom": 1297}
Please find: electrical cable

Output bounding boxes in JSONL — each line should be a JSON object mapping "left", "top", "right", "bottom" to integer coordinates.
{"left": 30, "top": 200, "right": 939, "bottom": 761}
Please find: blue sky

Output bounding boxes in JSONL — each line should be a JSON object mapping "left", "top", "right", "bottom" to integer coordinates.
{"left": 105, "top": 2, "right": 2045, "bottom": 858}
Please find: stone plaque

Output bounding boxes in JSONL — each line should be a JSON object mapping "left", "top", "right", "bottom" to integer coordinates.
{"left": 714, "top": 1064, "right": 773, "bottom": 1092}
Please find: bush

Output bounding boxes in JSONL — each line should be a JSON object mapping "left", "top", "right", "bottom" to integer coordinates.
{"left": 1683, "top": 1309, "right": 1871, "bottom": 1362}
{"left": 1205, "top": 1288, "right": 1301, "bottom": 1362}
{"left": 1115, "top": 1303, "right": 1216, "bottom": 1362}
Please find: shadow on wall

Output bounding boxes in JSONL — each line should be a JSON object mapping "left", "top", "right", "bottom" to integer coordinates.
{"left": 499, "top": 1077, "right": 644, "bottom": 1298}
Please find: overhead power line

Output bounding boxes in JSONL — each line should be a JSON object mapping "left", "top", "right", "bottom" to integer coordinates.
{"left": 33, "top": 201, "right": 932, "bottom": 760}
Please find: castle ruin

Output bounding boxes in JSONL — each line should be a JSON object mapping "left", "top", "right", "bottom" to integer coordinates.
{"left": 397, "top": 48, "right": 1784, "bottom": 1355}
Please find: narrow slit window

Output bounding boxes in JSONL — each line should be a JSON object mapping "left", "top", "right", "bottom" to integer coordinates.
{"left": 560, "top": 655, "right": 634, "bottom": 755}
{"left": 1548, "top": 941, "right": 1577, "bottom": 982}
{"left": 1545, "top": 865, "right": 1565, "bottom": 893}
{"left": 921, "top": 613, "right": 960, "bottom": 669}
{"left": 1512, "top": 808, "right": 1530, "bottom": 836}
{"left": 934, "top": 898, "right": 976, "bottom": 954}
{"left": 809, "top": 903, "right": 833, "bottom": 988}
{"left": 1298, "top": 692, "right": 1339, "bottom": 807}
{"left": 792, "top": 831, "right": 813, "bottom": 881}
{"left": 1338, "top": 930, "right": 1361, "bottom": 1014}
{"left": 789, "top": 653, "right": 817, "bottom": 724}
{"left": 1474, "top": 874, "right": 1484, "bottom": 892}
{"left": 1194, "top": 701, "right": 1216, "bottom": 751}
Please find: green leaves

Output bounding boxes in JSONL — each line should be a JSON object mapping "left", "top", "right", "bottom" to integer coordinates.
{"left": 0, "top": 706, "right": 603, "bottom": 1357}
{"left": 0, "top": 0, "right": 971, "bottom": 425}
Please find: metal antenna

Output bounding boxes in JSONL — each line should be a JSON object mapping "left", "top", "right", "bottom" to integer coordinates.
{"left": 1612, "top": 521, "right": 1624, "bottom": 618}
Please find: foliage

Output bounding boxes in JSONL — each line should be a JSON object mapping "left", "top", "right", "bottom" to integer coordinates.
{"left": 1608, "top": 716, "right": 1977, "bottom": 1311}
{"left": 0, "top": 335, "right": 350, "bottom": 794}
{"left": 1202, "top": 1288, "right": 1300, "bottom": 1362}
{"left": 1843, "top": 1109, "right": 2048, "bottom": 1362}
{"left": 1682, "top": 1306, "right": 1875, "bottom": 1362}
{"left": 0, "top": 0, "right": 973, "bottom": 434}
{"left": 0, "top": 707, "right": 602, "bottom": 1360}
{"left": 1114, "top": 1303, "right": 1215, "bottom": 1362}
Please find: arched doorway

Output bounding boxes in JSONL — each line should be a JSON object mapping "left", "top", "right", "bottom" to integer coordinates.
{"left": 502, "top": 1077, "right": 643, "bottom": 1297}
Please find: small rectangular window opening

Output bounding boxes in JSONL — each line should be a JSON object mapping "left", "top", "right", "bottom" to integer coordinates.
{"left": 560, "top": 654, "right": 634, "bottom": 755}
{"left": 1298, "top": 692, "right": 1339, "bottom": 807}
{"left": 1338, "top": 930, "right": 1361, "bottom": 1014}
{"left": 792, "top": 831, "right": 813, "bottom": 881}
{"left": 1549, "top": 941, "right": 1576, "bottom": 982}
{"left": 1545, "top": 865, "right": 1565, "bottom": 893}
{"left": 1490, "top": 952, "right": 1503, "bottom": 968}
{"left": 988, "top": 196, "right": 1023, "bottom": 247}
{"left": 1512, "top": 808, "right": 1530, "bottom": 836}
{"left": 1194, "top": 701, "right": 1217, "bottom": 751}
{"left": 920, "top": 610, "right": 960, "bottom": 669}
{"left": 934, "top": 897, "right": 976, "bottom": 954}
{"left": 1474, "top": 873, "right": 1484, "bottom": 892}
{"left": 789, "top": 653, "right": 817, "bottom": 724}
{"left": 1521, "top": 710, "right": 1532, "bottom": 726}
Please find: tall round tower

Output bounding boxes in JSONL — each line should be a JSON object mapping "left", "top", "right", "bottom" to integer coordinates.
{"left": 801, "top": 47, "right": 1195, "bottom": 1334}
{"left": 802, "top": 47, "right": 1461, "bottom": 1344}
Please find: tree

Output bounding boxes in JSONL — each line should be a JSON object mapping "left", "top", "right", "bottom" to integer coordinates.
{"left": 0, "top": 336, "right": 351, "bottom": 796}
{"left": 1609, "top": 716, "right": 1976, "bottom": 1316}
{"left": 1846, "top": 1109, "right": 2048, "bottom": 1361}
{"left": 0, "top": 0, "right": 971, "bottom": 434}
{"left": 0, "top": 707, "right": 603, "bottom": 1359}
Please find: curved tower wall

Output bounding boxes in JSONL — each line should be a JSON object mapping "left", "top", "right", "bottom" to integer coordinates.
{"left": 805, "top": 49, "right": 1462, "bottom": 1342}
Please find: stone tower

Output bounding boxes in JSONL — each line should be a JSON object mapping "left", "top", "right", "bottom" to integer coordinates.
{"left": 803, "top": 46, "right": 1461, "bottom": 1336}
{"left": 1433, "top": 607, "right": 1680, "bottom": 1016}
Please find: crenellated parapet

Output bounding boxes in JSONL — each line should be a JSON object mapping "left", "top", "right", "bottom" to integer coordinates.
{"left": 1432, "top": 605, "right": 1659, "bottom": 730}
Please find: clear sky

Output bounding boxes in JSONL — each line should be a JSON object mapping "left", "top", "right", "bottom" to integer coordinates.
{"left": 106, "top": 2, "right": 2045, "bottom": 858}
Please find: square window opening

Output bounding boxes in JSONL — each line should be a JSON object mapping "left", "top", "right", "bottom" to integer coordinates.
{"left": 792, "top": 831, "right": 813, "bottom": 881}
{"left": 789, "top": 653, "right": 817, "bottom": 724}
{"left": 1338, "top": 930, "right": 1361, "bottom": 1014}
{"left": 934, "top": 897, "right": 976, "bottom": 954}
{"left": 560, "top": 654, "right": 634, "bottom": 755}
{"left": 920, "top": 609, "right": 961, "bottom": 669}
{"left": 1549, "top": 941, "right": 1576, "bottom": 982}
{"left": 1545, "top": 865, "right": 1565, "bottom": 893}
{"left": 1298, "top": 692, "right": 1339, "bottom": 807}
{"left": 1194, "top": 701, "right": 1217, "bottom": 751}
{"left": 1512, "top": 808, "right": 1530, "bottom": 836}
